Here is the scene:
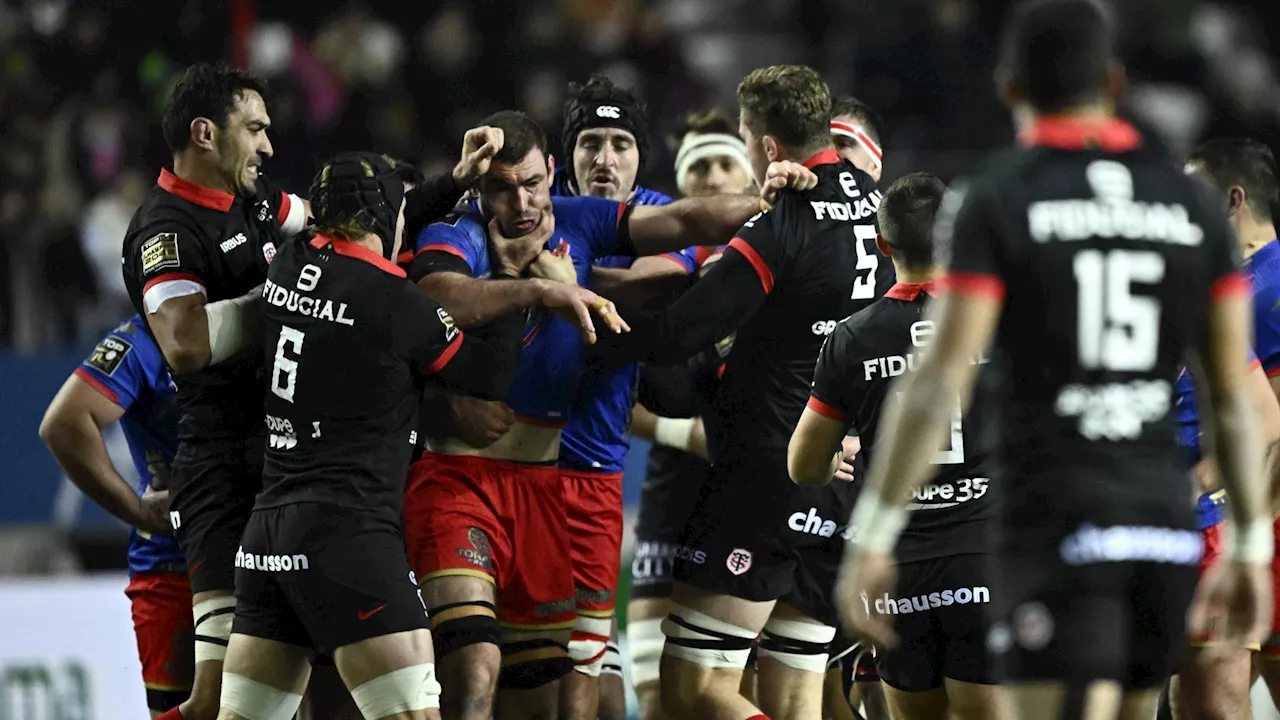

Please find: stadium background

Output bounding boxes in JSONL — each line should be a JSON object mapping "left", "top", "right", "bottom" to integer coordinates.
{"left": 1, "top": 0, "right": 1279, "bottom": 716}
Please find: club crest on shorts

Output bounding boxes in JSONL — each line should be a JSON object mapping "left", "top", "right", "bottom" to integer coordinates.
{"left": 726, "top": 548, "right": 753, "bottom": 576}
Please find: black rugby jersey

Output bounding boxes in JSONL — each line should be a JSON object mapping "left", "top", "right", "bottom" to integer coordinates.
{"left": 122, "top": 169, "right": 305, "bottom": 441}
{"left": 938, "top": 117, "right": 1244, "bottom": 534}
{"left": 598, "top": 150, "right": 894, "bottom": 464}
{"left": 256, "top": 236, "right": 522, "bottom": 519}
{"left": 809, "top": 281, "right": 999, "bottom": 562}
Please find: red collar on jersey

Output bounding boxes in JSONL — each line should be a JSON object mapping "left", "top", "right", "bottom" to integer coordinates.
{"left": 884, "top": 281, "right": 938, "bottom": 301}
{"left": 157, "top": 168, "right": 235, "bottom": 212}
{"left": 1020, "top": 117, "right": 1142, "bottom": 152}
{"left": 310, "top": 236, "right": 406, "bottom": 277}
{"left": 801, "top": 148, "right": 842, "bottom": 169}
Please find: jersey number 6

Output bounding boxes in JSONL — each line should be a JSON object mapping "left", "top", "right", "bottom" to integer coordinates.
{"left": 271, "top": 325, "right": 305, "bottom": 403}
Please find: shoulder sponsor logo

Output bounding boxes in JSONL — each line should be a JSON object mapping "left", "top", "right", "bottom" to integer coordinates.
{"left": 257, "top": 199, "right": 273, "bottom": 223}
{"left": 85, "top": 335, "right": 133, "bottom": 376}
{"left": 235, "top": 547, "right": 309, "bottom": 571}
{"left": 437, "top": 308, "right": 460, "bottom": 341}
{"left": 726, "top": 548, "right": 753, "bottom": 576}
{"left": 220, "top": 232, "right": 248, "bottom": 253}
{"left": 141, "top": 232, "right": 180, "bottom": 273}
{"left": 787, "top": 507, "right": 839, "bottom": 537}
{"left": 811, "top": 320, "right": 837, "bottom": 336}
{"left": 596, "top": 105, "right": 621, "bottom": 119}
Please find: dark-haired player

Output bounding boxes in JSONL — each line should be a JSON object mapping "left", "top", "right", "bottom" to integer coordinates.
{"left": 1184, "top": 136, "right": 1280, "bottom": 715}
{"left": 39, "top": 318, "right": 190, "bottom": 719}
{"left": 217, "top": 152, "right": 616, "bottom": 720}
{"left": 594, "top": 65, "right": 893, "bottom": 720}
{"left": 121, "top": 61, "right": 307, "bottom": 720}
{"left": 836, "top": 2, "right": 1273, "bottom": 720}
{"left": 403, "top": 109, "right": 815, "bottom": 720}
{"left": 830, "top": 96, "right": 885, "bottom": 183}
{"left": 790, "top": 173, "right": 1005, "bottom": 720}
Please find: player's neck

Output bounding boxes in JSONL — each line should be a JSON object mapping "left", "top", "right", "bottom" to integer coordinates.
{"left": 775, "top": 141, "right": 835, "bottom": 165}
{"left": 1239, "top": 220, "right": 1279, "bottom": 259}
{"left": 351, "top": 234, "right": 387, "bottom": 257}
{"left": 892, "top": 262, "right": 938, "bottom": 285}
{"left": 172, "top": 152, "right": 235, "bottom": 196}
{"left": 1016, "top": 100, "right": 1114, "bottom": 133}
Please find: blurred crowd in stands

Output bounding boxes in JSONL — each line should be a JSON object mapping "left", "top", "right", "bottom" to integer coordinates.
{"left": 2, "top": 0, "right": 1278, "bottom": 350}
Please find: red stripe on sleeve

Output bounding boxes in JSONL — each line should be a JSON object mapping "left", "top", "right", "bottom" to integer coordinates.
{"left": 73, "top": 368, "right": 119, "bottom": 404}
{"left": 806, "top": 396, "right": 845, "bottom": 422}
{"left": 142, "top": 272, "right": 204, "bottom": 293}
{"left": 937, "top": 272, "right": 1005, "bottom": 301}
{"left": 415, "top": 243, "right": 469, "bottom": 260}
{"left": 427, "top": 333, "right": 464, "bottom": 374}
{"left": 1211, "top": 272, "right": 1252, "bottom": 300}
{"left": 277, "top": 191, "right": 292, "bottom": 227}
{"left": 727, "top": 237, "right": 774, "bottom": 294}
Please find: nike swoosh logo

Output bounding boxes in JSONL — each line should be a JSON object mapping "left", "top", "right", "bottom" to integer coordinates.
{"left": 357, "top": 604, "right": 388, "bottom": 620}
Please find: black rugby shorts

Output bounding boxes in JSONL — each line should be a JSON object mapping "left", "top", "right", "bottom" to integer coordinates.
{"left": 672, "top": 454, "right": 855, "bottom": 625}
{"left": 232, "top": 503, "right": 428, "bottom": 655}
{"left": 872, "top": 553, "right": 999, "bottom": 691}
{"left": 632, "top": 447, "right": 710, "bottom": 600}
{"left": 169, "top": 438, "right": 264, "bottom": 594}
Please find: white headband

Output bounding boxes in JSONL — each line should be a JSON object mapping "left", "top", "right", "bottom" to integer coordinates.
{"left": 675, "top": 133, "right": 754, "bottom": 195}
{"left": 830, "top": 120, "right": 883, "bottom": 169}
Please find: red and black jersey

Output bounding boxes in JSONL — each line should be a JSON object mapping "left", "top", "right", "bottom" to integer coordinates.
{"left": 121, "top": 169, "right": 306, "bottom": 441}
{"left": 256, "top": 236, "right": 522, "bottom": 520}
{"left": 809, "top": 281, "right": 1000, "bottom": 562}
{"left": 598, "top": 150, "right": 894, "bottom": 464}
{"left": 938, "top": 117, "right": 1245, "bottom": 533}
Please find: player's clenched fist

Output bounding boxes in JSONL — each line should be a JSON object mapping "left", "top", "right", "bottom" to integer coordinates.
{"left": 453, "top": 126, "right": 505, "bottom": 189}
{"left": 760, "top": 160, "right": 819, "bottom": 206}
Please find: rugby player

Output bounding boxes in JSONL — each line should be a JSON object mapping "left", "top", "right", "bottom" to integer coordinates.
{"left": 402, "top": 109, "right": 816, "bottom": 720}
{"left": 627, "top": 108, "right": 756, "bottom": 720}
{"left": 594, "top": 64, "right": 894, "bottom": 720}
{"left": 39, "top": 318, "right": 191, "bottom": 719}
{"left": 836, "top": 2, "right": 1273, "bottom": 719}
{"left": 217, "top": 152, "right": 618, "bottom": 720}
{"left": 1168, "top": 354, "right": 1280, "bottom": 720}
{"left": 1184, "top": 136, "right": 1280, "bottom": 714}
{"left": 551, "top": 75, "right": 684, "bottom": 720}
{"left": 830, "top": 96, "right": 885, "bottom": 183}
{"left": 120, "top": 62, "right": 308, "bottom": 720}
{"left": 790, "top": 173, "right": 1004, "bottom": 720}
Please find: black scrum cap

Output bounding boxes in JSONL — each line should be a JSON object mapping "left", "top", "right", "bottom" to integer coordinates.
{"left": 308, "top": 152, "right": 407, "bottom": 260}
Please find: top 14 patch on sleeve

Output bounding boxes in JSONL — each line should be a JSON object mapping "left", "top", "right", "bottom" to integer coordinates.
{"left": 437, "top": 308, "right": 460, "bottom": 341}
{"left": 86, "top": 335, "right": 133, "bottom": 376}
{"left": 141, "top": 232, "right": 181, "bottom": 273}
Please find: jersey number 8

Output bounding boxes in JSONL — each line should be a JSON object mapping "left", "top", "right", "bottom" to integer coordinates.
{"left": 1073, "top": 249, "right": 1164, "bottom": 372}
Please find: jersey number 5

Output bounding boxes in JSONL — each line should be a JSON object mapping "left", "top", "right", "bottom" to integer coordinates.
{"left": 851, "top": 224, "right": 879, "bottom": 300}
{"left": 271, "top": 325, "right": 305, "bottom": 403}
{"left": 1073, "top": 249, "right": 1164, "bottom": 372}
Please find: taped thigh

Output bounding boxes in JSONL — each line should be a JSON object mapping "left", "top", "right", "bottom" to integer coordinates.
{"left": 499, "top": 628, "right": 573, "bottom": 690}
{"left": 661, "top": 604, "right": 757, "bottom": 669}
{"left": 569, "top": 611, "right": 613, "bottom": 677}
{"left": 194, "top": 596, "right": 237, "bottom": 663}
{"left": 627, "top": 617, "right": 665, "bottom": 686}
{"left": 350, "top": 663, "right": 442, "bottom": 719}
{"left": 220, "top": 671, "right": 303, "bottom": 720}
{"left": 758, "top": 617, "right": 836, "bottom": 673}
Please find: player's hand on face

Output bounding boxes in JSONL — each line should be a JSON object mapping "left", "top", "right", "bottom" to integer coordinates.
{"left": 453, "top": 126, "right": 505, "bottom": 189}
{"left": 1188, "top": 557, "right": 1273, "bottom": 657}
{"left": 135, "top": 487, "right": 173, "bottom": 537}
{"left": 835, "top": 548, "right": 898, "bottom": 649}
{"left": 528, "top": 246, "right": 578, "bottom": 286}
{"left": 833, "top": 435, "right": 861, "bottom": 483}
{"left": 761, "top": 161, "right": 819, "bottom": 205}
{"left": 487, "top": 216, "right": 549, "bottom": 277}
{"left": 537, "top": 284, "right": 629, "bottom": 345}
{"left": 449, "top": 396, "right": 516, "bottom": 447}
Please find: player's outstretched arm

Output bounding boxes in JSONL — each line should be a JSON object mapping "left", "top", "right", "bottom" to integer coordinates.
{"left": 630, "top": 403, "right": 708, "bottom": 461}
{"left": 148, "top": 286, "right": 262, "bottom": 374}
{"left": 38, "top": 375, "right": 170, "bottom": 536}
{"left": 427, "top": 310, "right": 525, "bottom": 401}
{"left": 625, "top": 161, "right": 817, "bottom": 255}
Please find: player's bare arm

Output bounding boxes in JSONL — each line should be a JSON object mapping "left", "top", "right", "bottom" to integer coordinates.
{"left": 587, "top": 256, "right": 692, "bottom": 315}
{"left": 837, "top": 290, "right": 1002, "bottom": 647}
{"left": 625, "top": 160, "right": 816, "bottom": 255}
{"left": 39, "top": 374, "right": 171, "bottom": 535}
{"left": 147, "top": 285, "right": 262, "bottom": 375}
{"left": 788, "top": 408, "right": 849, "bottom": 486}
{"left": 630, "top": 403, "right": 709, "bottom": 461}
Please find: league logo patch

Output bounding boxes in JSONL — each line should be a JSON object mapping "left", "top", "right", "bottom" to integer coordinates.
{"left": 437, "top": 308, "right": 460, "bottom": 341}
{"left": 456, "top": 527, "right": 494, "bottom": 571}
{"left": 141, "top": 232, "right": 180, "bottom": 274}
{"left": 86, "top": 335, "right": 133, "bottom": 376}
{"left": 726, "top": 548, "right": 753, "bottom": 576}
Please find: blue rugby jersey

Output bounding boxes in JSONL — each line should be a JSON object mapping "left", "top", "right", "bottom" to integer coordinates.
{"left": 74, "top": 316, "right": 184, "bottom": 575}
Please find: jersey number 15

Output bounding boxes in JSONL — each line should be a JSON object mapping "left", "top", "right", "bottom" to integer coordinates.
{"left": 1073, "top": 249, "right": 1164, "bottom": 372}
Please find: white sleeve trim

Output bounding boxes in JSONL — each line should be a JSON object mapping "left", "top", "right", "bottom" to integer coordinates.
{"left": 143, "top": 279, "right": 206, "bottom": 314}
{"left": 281, "top": 193, "right": 307, "bottom": 235}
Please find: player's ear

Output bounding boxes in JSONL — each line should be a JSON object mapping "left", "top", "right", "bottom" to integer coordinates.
{"left": 1227, "top": 185, "right": 1247, "bottom": 217}
{"left": 190, "top": 117, "right": 217, "bottom": 152}
{"left": 763, "top": 135, "right": 780, "bottom": 163}
{"left": 546, "top": 153, "right": 556, "bottom": 179}
{"left": 876, "top": 234, "right": 892, "bottom": 258}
